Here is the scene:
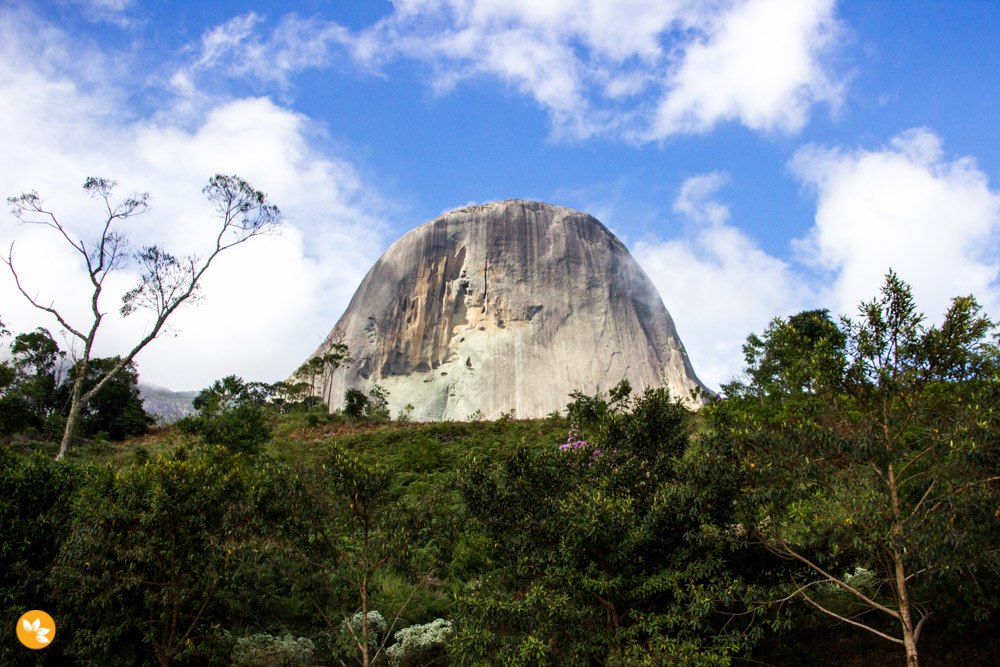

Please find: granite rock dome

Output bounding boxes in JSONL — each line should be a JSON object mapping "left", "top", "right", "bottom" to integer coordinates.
{"left": 305, "top": 200, "right": 707, "bottom": 420}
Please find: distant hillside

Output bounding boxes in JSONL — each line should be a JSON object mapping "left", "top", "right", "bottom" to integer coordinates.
{"left": 139, "top": 384, "right": 198, "bottom": 423}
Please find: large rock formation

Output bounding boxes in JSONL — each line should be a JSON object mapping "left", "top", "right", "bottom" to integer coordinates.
{"left": 306, "top": 200, "right": 706, "bottom": 420}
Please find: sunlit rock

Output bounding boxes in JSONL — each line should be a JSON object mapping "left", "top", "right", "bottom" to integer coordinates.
{"left": 306, "top": 200, "right": 707, "bottom": 420}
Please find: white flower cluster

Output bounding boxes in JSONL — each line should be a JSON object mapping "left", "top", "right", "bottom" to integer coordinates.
{"left": 231, "top": 633, "right": 315, "bottom": 667}
{"left": 341, "top": 610, "right": 388, "bottom": 649}
{"left": 386, "top": 618, "right": 453, "bottom": 666}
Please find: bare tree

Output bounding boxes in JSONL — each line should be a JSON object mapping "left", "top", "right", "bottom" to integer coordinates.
{"left": 5, "top": 174, "right": 282, "bottom": 459}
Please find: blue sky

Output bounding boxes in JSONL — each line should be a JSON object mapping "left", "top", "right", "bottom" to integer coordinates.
{"left": 1, "top": 0, "right": 999, "bottom": 392}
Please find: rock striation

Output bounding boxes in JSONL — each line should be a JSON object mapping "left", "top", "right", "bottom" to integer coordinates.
{"left": 306, "top": 200, "right": 707, "bottom": 420}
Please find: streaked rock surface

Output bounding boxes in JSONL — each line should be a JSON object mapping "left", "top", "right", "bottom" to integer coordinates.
{"left": 307, "top": 200, "right": 707, "bottom": 420}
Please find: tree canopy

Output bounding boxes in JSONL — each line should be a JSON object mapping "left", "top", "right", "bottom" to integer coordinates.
{"left": 703, "top": 271, "right": 1000, "bottom": 667}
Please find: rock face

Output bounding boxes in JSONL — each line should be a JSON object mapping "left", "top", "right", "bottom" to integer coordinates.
{"left": 307, "top": 200, "right": 707, "bottom": 420}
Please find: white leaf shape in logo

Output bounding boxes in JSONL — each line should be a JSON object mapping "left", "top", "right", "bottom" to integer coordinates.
{"left": 37, "top": 628, "right": 50, "bottom": 636}
{"left": 22, "top": 619, "right": 32, "bottom": 631}
{"left": 31, "top": 618, "right": 40, "bottom": 632}
{"left": 36, "top": 634, "right": 50, "bottom": 644}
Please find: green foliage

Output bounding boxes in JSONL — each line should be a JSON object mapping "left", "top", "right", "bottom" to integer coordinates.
{"left": 63, "top": 356, "right": 153, "bottom": 441}
{"left": 0, "top": 448, "right": 88, "bottom": 665}
{"left": 182, "top": 375, "right": 272, "bottom": 454}
{"left": 279, "top": 446, "right": 414, "bottom": 666}
{"left": 566, "top": 386, "right": 609, "bottom": 431}
{"left": 396, "top": 403, "right": 415, "bottom": 423}
{"left": 10, "top": 328, "right": 64, "bottom": 415}
{"left": 738, "top": 308, "right": 845, "bottom": 400}
{"left": 367, "top": 383, "right": 390, "bottom": 422}
{"left": 0, "top": 327, "right": 155, "bottom": 442}
{"left": 231, "top": 633, "right": 315, "bottom": 667}
{"left": 0, "top": 327, "right": 64, "bottom": 435}
{"left": 295, "top": 340, "right": 351, "bottom": 405}
{"left": 0, "top": 391, "right": 34, "bottom": 436}
{"left": 345, "top": 388, "right": 369, "bottom": 421}
{"left": 194, "top": 374, "right": 251, "bottom": 414}
{"left": 453, "top": 387, "right": 748, "bottom": 664}
{"left": 52, "top": 447, "right": 292, "bottom": 666}
{"left": 198, "top": 403, "right": 272, "bottom": 454}
{"left": 2, "top": 375, "right": 998, "bottom": 666}
{"left": 704, "top": 271, "right": 1000, "bottom": 661}
{"left": 344, "top": 383, "right": 390, "bottom": 422}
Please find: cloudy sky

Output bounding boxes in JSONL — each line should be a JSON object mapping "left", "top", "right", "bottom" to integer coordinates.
{"left": 1, "top": 0, "right": 998, "bottom": 392}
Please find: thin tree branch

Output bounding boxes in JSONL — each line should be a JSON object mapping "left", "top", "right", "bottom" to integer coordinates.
{"left": 895, "top": 446, "right": 933, "bottom": 480}
{"left": 908, "top": 480, "right": 936, "bottom": 521}
{"left": 4, "top": 245, "right": 88, "bottom": 342}
{"left": 800, "top": 591, "right": 904, "bottom": 645}
{"left": 764, "top": 538, "right": 901, "bottom": 620}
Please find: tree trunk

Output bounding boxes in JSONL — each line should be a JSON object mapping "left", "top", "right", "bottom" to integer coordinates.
{"left": 895, "top": 555, "right": 919, "bottom": 667}
{"left": 154, "top": 644, "right": 171, "bottom": 667}
{"left": 361, "top": 573, "right": 370, "bottom": 667}
{"left": 57, "top": 374, "right": 87, "bottom": 460}
{"left": 888, "top": 463, "right": 919, "bottom": 667}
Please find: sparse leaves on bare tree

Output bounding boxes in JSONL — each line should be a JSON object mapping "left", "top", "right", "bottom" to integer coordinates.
{"left": 4, "top": 174, "right": 282, "bottom": 459}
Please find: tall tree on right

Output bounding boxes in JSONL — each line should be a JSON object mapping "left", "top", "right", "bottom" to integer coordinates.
{"left": 706, "top": 272, "right": 1000, "bottom": 667}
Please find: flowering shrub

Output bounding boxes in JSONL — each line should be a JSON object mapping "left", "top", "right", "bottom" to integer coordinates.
{"left": 385, "top": 618, "right": 453, "bottom": 666}
{"left": 340, "top": 610, "right": 387, "bottom": 650}
{"left": 231, "top": 633, "right": 315, "bottom": 667}
{"left": 559, "top": 420, "right": 614, "bottom": 467}
{"left": 559, "top": 420, "right": 589, "bottom": 453}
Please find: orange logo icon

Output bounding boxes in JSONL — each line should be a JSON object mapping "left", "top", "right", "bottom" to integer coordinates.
{"left": 16, "top": 610, "right": 55, "bottom": 649}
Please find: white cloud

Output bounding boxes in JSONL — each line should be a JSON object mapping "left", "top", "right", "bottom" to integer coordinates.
{"left": 791, "top": 127, "right": 1000, "bottom": 321}
{"left": 183, "top": 12, "right": 352, "bottom": 89}
{"left": 650, "top": 0, "right": 844, "bottom": 136}
{"left": 636, "top": 131, "right": 1000, "bottom": 390}
{"left": 633, "top": 173, "right": 809, "bottom": 390}
{"left": 351, "top": 0, "right": 846, "bottom": 140}
{"left": 177, "top": 0, "right": 847, "bottom": 141}
{"left": 69, "top": 0, "right": 136, "bottom": 28}
{"left": 0, "top": 11, "right": 387, "bottom": 390}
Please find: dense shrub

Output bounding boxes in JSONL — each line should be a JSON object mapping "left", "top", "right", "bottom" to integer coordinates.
{"left": 453, "top": 386, "right": 750, "bottom": 665}
{"left": 0, "top": 448, "right": 88, "bottom": 665}
{"left": 386, "top": 618, "right": 452, "bottom": 666}
{"left": 231, "top": 633, "right": 315, "bottom": 667}
{"left": 52, "top": 448, "right": 295, "bottom": 666}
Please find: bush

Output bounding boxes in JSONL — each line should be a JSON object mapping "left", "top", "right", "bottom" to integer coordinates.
{"left": 344, "top": 389, "right": 369, "bottom": 421}
{"left": 396, "top": 403, "right": 415, "bottom": 423}
{"left": 52, "top": 448, "right": 282, "bottom": 666}
{"left": 386, "top": 618, "right": 453, "bottom": 666}
{"left": 0, "top": 449, "right": 87, "bottom": 666}
{"left": 344, "top": 384, "right": 391, "bottom": 422}
{"left": 231, "top": 633, "right": 315, "bottom": 667}
{"left": 179, "top": 403, "right": 271, "bottom": 454}
{"left": 340, "top": 610, "right": 387, "bottom": 651}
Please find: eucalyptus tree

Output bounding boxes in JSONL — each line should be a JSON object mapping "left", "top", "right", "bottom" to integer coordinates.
{"left": 295, "top": 336, "right": 351, "bottom": 405}
{"left": 5, "top": 175, "right": 282, "bottom": 459}
{"left": 707, "top": 272, "right": 1000, "bottom": 667}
